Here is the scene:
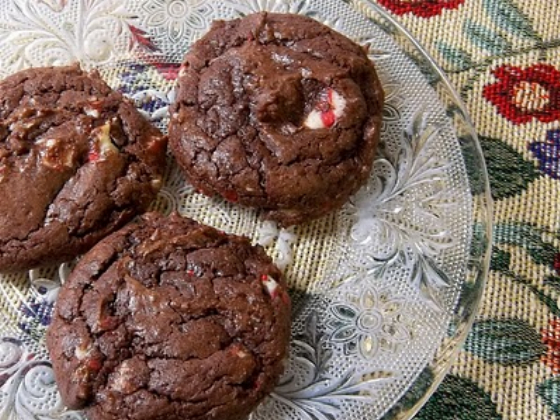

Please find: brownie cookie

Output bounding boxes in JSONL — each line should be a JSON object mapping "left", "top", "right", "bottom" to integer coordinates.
{"left": 46, "top": 212, "right": 291, "bottom": 420}
{"left": 169, "top": 12, "right": 384, "bottom": 226}
{"left": 0, "top": 65, "right": 167, "bottom": 271}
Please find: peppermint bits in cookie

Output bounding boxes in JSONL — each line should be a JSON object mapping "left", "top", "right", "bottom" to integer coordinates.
{"left": 0, "top": 65, "right": 167, "bottom": 271}
{"left": 304, "top": 88, "right": 347, "bottom": 129}
{"left": 169, "top": 12, "right": 384, "bottom": 227}
{"left": 47, "top": 212, "right": 291, "bottom": 420}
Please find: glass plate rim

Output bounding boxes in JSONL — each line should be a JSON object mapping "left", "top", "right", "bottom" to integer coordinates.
{"left": 360, "top": 1, "right": 494, "bottom": 418}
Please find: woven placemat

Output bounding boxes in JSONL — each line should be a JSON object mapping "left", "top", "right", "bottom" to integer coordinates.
{"left": 377, "top": 0, "right": 560, "bottom": 419}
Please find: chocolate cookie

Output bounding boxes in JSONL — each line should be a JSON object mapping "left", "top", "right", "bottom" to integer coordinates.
{"left": 169, "top": 12, "right": 384, "bottom": 226}
{"left": 46, "top": 212, "right": 291, "bottom": 420}
{"left": 0, "top": 65, "right": 167, "bottom": 271}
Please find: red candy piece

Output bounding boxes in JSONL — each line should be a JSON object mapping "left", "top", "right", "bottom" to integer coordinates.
{"left": 253, "top": 376, "right": 264, "bottom": 391}
{"left": 322, "top": 89, "right": 337, "bottom": 128}
{"left": 223, "top": 190, "right": 238, "bottom": 202}
{"left": 261, "top": 274, "right": 280, "bottom": 299}
{"left": 152, "top": 62, "right": 181, "bottom": 81}
{"left": 98, "top": 317, "right": 118, "bottom": 331}
{"left": 321, "top": 109, "right": 336, "bottom": 128}
{"left": 146, "top": 137, "right": 166, "bottom": 154}
{"left": 88, "top": 150, "right": 100, "bottom": 162}
{"left": 281, "top": 290, "right": 290, "bottom": 305}
{"left": 86, "top": 358, "right": 102, "bottom": 372}
{"left": 196, "top": 187, "right": 213, "bottom": 197}
{"left": 310, "top": 89, "right": 338, "bottom": 128}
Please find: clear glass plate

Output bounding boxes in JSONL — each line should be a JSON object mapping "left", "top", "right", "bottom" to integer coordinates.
{"left": 0, "top": 1, "right": 492, "bottom": 420}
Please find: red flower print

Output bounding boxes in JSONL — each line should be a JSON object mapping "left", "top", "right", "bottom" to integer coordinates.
{"left": 377, "top": 0, "right": 465, "bottom": 18}
{"left": 483, "top": 64, "right": 560, "bottom": 125}
{"left": 542, "top": 318, "right": 560, "bottom": 374}
{"left": 554, "top": 253, "right": 560, "bottom": 275}
{"left": 152, "top": 62, "right": 181, "bottom": 81}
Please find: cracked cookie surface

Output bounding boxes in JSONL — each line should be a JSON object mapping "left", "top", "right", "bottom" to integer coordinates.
{"left": 0, "top": 65, "right": 167, "bottom": 271}
{"left": 169, "top": 12, "right": 384, "bottom": 227}
{"left": 46, "top": 212, "right": 291, "bottom": 420}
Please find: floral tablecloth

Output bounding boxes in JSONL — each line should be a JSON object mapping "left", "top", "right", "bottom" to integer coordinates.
{"left": 377, "top": 0, "right": 560, "bottom": 419}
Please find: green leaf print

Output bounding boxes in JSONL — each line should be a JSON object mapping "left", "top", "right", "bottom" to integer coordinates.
{"left": 403, "top": 50, "right": 440, "bottom": 87}
{"left": 529, "top": 285, "right": 560, "bottom": 318}
{"left": 544, "top": 275, "right": 560, "bottom": 292}
{"left": 416, "top": 375, "right": 502, "bottom": 420}
{"left": 478, "top": 136, "right": 540, "bottom": 200}
{"left": 493, "top": 223, "right": 558, "bottom": 266}
{"left": 460, "top": 137, "right": 487, "bottom": 197}
{"left": 487, "top": 223, "right": 560, "bottom": 316}
{"left": 435, "top": 41, "right": 474, "bottom": 71}
{"left": 464, "top": 319, "right": 546, "bottom": 365}
{"left": 538, "top": 377, "right": 560, "bottom": 416}
{"left": 382, "top": 368, "right": 434, "bottom": 419}
{"left": 495, "top": 269, "right": 560, "bottom": 318}
{"left": 490, "top": 247, "right": 511, "bottom": 272}
{"left": 482, "top": 0, "right": 540, "bottom": 41}
{"left": 463, "top": 19, "right": 513, "bottom": 55}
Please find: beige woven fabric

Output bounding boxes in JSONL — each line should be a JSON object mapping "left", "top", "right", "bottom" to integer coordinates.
{"left": 378, "top": 0, "right": 560, "bottom": 419}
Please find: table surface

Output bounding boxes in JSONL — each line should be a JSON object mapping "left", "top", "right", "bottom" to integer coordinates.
{"left": 378, "top": 0, "right": 560, "bottom": 419}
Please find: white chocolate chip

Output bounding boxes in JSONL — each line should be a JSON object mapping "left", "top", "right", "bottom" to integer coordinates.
{"left": 303, "top": 89, "right": 346, "bottom": 130}
{"left": 63, "top": 149, "right": 76, "bottom": 168}
{"left": 75, "top": 345, "right": 92, "bottom": 360}
{"left": 97, "top": 123, "right": 118, "bottom": 156}
{"left": 110, "top": 360, "right": 135, "bottom": 393}
{"left": 331, "top": 90, "right": 346, "bottom": 119}
{"left": 262, "top": 275, "right": 279, "bottom": 297}
{"left": 272, "top": 53, "right": 293, "bottom": 66}
{"left": 36, "top": 138, "right": 76, "bottom": 170}
{"left": 236, "top": 348, "right": 249, "bottom": 358}
{"left": 303, "top": 110, "right": 324, "bottom": 130}
{"left": 230, "top": 344, "right": 251, "bottom": 359}
{"left": 151, "top": 177, "right": 163, "bottom": 191}
{"left": 149, "top": 228, "right": 161, "bottom": 241}
{"left": 85, "top": 107, "right": 100, "bottom": 118}
{"left": 36, "top": 138, "right": 58, "bottom": 148}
